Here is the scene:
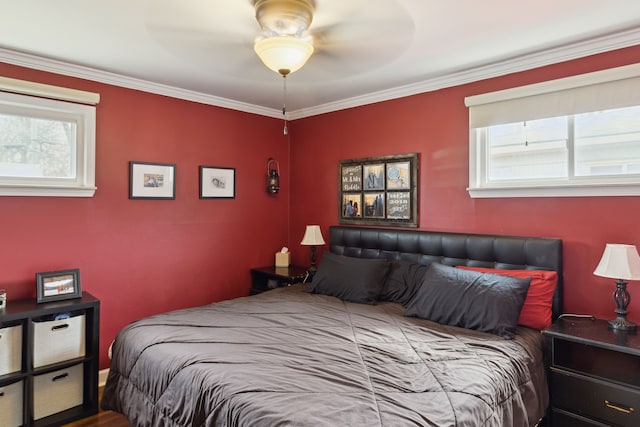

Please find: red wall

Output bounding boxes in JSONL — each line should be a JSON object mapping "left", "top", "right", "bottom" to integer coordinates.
{"left": 289, "top": 45, "right": 640, "bottom": 325}
{"left": 2, "top": 45, "right": 640, "bottom": 370}
{"left": 0, "top": 63, "right": 291, "bottom": 369}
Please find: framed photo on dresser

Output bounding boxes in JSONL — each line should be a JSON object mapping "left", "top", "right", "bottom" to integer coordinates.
{"left": 36, "top": 268, "right": 82, "bottom": 303}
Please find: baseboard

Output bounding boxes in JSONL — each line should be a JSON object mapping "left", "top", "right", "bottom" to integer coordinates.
{"left": 99, "top": 368, "right": 110, "bottom": 387}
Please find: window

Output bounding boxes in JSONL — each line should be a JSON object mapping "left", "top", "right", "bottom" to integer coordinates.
{"left": 575, "top": 107, "right": 640, "bottom": 177}
{"left": 484, "top": 117, "right": 568, "bottom": 182}
{"left": 0, "top": 77, "right": 99, "bottom": 197}
{"left": 466, "top": 63, "right": 640, "bottom": 198}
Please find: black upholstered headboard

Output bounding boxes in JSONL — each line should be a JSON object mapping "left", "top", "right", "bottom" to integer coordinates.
{"left": 329, "top": 226, "right": 563, "bottom": 319}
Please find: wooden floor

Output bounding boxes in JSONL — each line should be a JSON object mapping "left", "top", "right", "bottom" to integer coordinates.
{"left": 63, "top": 387, "right": 131, "bottom": 427}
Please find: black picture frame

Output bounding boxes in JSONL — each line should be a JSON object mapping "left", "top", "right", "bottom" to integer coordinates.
{"left": 129, "top": 161, "right": 176, "bottom": 200}
{"left": 199, "top": 166, "right": 236, "bottom": 199}
{"left": 339, "top": 153, "right": 419, "bottom": 227}
{"left": 36, "top": 268, "right": 82, "bottom": 303}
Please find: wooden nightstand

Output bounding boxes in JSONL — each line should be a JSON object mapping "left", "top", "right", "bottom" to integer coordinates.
{"left": 542, "top": 317, "right": 640, "bottom": 426}
{"left": 250, "top": 265, "right": 309, "bottom": 295}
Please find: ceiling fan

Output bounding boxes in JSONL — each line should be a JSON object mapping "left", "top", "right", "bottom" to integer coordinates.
{"left": 145, "top": 0, "right": 413, "bottom": 80}
{"left": 144, "top": 0, "right": 412, "bottom": 132}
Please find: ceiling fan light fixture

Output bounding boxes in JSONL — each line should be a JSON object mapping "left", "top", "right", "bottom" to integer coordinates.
{"left": 254, "top": 0, "right": 314, "bottom": 36}
{"left": 254, "top": 35, "right": 314, "bottom": 75}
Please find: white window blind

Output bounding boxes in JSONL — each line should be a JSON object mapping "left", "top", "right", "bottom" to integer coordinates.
{"left": 465, "top": 63, "right": 640, "bottom": 198}
{"left": 467, "top": 63, "right": 640, "bottom": 127}
{"left": 0, "top": 76, "right": 99, "bottom": 105}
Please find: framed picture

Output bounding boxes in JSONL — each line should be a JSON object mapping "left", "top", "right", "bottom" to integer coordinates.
{"left": 338, "top": 153, "right": 419, "bottom": 227}
{"left": 386, "top": 161, "right": 411, "bottom": 190}
{"left": 36, "top": 268, "right": 81, "bottom": 303}
{"left": 342, "top": 193, "right": 362, "bottom": 218}
{"left": 387, "top": 191, "right": 411, "bottom": 219}
{"left": 200, "top": 166, "right": 236, "bottom": 199}
{"left": 129, "top": 161, "right": 176, "bottom": 199}
{"left": 341, "top": 165, "right": 362, "bottom": 192}
{"left": 363, "top": 193, "right": 386, "bottom": 218}
{"left": 363, "top": 164, "right": 385, "bottom": 190}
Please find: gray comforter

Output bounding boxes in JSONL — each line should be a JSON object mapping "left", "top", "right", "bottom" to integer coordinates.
{"left": 102, "top": 285, "right": 548, "bottom": 426}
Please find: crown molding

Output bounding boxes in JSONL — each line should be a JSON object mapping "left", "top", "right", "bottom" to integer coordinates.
{"left": 290, "top": 27, "right": 640, "bottom": 119}
{"left": 0, "top": 47, "right": 281, "bottom": 118}
{"left": 1, "top": 26, "right": 638, "bottom": 121}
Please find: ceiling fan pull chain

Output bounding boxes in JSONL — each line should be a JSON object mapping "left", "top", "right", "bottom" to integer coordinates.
{"left": 282, "top": 73, "right": 288, "bottom": 135}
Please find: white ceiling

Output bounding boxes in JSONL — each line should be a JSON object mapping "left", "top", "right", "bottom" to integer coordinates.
{"left": 0, "top": 0, "right": 639, "bottom": 119}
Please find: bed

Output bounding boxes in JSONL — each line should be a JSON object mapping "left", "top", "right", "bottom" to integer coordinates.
{"left": 102, "top": 226, "right": 562, "bottom": 426}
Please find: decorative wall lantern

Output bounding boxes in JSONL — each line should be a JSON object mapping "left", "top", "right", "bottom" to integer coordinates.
{"left": 267, "top": 158, "right": 280, "bottom": 194}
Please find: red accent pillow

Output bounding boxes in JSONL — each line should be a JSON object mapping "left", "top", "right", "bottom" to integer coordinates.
{"left": 457, "top": 267, "right": 558, "bottom": 330}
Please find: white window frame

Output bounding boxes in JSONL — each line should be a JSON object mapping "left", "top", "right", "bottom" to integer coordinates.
{"left": 0, "top": 77, "right": 99, "bottom": 197}
{"left": 465, "top": 63, "right": 640, "bottom": 198}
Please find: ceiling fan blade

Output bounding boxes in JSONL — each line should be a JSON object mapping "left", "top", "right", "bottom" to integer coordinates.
{"left": 146, "top": 0, "right": 257, "bottom": 38}
{"left": 145, "top": 0, "right": 262, "bottom": 73}
{"left": 311, "top": 0, "right": 412, "bottom": 36}
{"left": 306, "top": 1, "right": 414, "bottom": 75}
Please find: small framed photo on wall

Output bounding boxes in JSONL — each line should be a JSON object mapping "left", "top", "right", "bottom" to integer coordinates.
{"left": 129, "top": 161, "right": 176, "bottom": 199}
{"left": 200, "top": 166, "right": 236, "bottom": 199}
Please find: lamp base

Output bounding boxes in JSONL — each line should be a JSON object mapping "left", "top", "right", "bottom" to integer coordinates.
{"left": 608, "top": 279, "right": 636, "bottom": 332}
{"left": 307, "top": 245, "right": 318, "bottom": 277}
{"left": 608, "top": 316, "right": 637, "bottom": 332}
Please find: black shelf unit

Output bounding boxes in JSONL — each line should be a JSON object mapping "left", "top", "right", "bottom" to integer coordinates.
{"left": 0, "top": 292, "right": 100, "bottom": 427}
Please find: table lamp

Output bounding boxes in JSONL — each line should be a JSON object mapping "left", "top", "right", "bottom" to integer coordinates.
{"left": 594, "top": 243, "right": 640, "bottom": 332}
{"left": 300, "top": 225, "right": 325, "bottom": 275}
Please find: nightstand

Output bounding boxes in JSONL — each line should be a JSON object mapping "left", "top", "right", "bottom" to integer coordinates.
{"left": 542, "top": 317, "right": 640, "bottom": 426}
{"left": 250, "top": 265, "right": 309, "bottom": 295}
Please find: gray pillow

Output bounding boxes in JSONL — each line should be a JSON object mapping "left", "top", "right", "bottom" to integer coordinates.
{"left": 379, "top": 260, "right": 430, "bottom": 305}
{"left": 308, "top": 252, "right": 390, "bottom": 304}
{"left": 404, "top": 263, "right": 531, "bottom": 339}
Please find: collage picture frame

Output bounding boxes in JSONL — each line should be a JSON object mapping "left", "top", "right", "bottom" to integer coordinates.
{"left": 338, "top": 153, "right": 419, "bottom": 227}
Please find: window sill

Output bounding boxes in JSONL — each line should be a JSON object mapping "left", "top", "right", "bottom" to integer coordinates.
{"left": 467, "top": 183, "right": 640, "bottom": 198}
{"left": 0, "top": 185, "right": 96, "bottom": 197}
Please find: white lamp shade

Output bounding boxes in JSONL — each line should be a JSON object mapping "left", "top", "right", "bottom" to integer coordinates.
{"left": 254, "top": 35, "right": 314, "bottom": 75}
{"left": 594, "top": 243, "right": 640, "bottom": 280}
{"left": 300, "top": 225, "right": 325, "bottom": 246}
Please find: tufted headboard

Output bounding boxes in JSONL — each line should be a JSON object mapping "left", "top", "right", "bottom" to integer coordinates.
{"left": 329, "top": 226, "right": 563, "bottom": 319}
